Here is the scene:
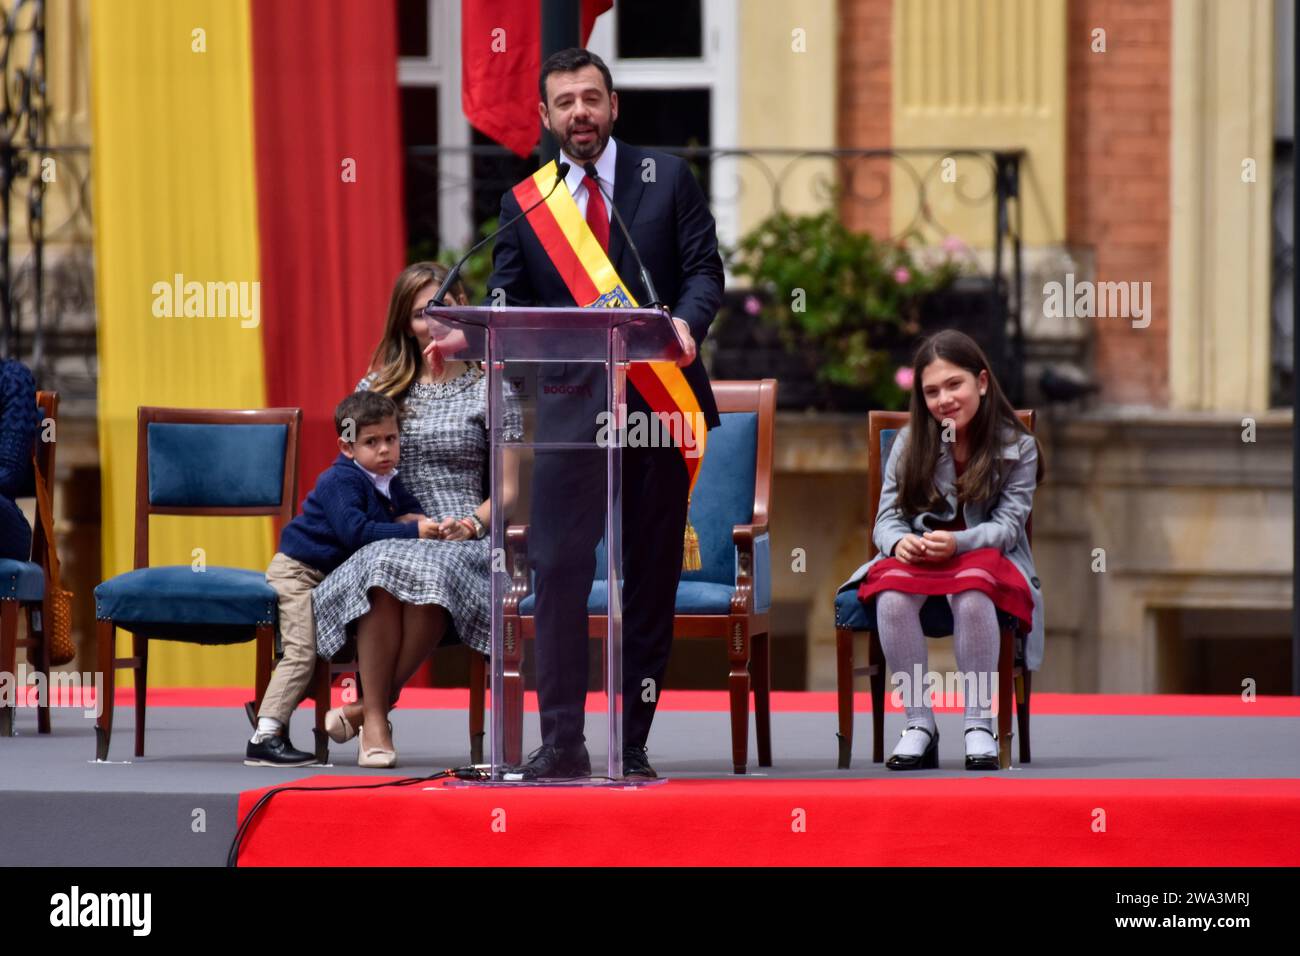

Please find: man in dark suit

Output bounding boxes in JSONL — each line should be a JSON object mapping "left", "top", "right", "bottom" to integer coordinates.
{"left": 485, "top": 47, "right": 724, "bottom": 779}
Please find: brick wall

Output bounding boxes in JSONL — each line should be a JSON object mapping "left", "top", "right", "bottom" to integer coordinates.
{"left": 837, "top": 0, "right": 891, "bottom": 237}
{"left": 836, "top": 0, "right": 1172, "bottom": 406}
{"left": 1066, "top": 0, "right": 1172, "bottom": 407}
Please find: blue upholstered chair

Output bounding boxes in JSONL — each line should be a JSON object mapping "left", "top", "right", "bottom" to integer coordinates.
{"left": 92, "top": 406, "right": 301, "bottom": 760}
{"left": 501, "top": 379, "right": 777, "bottom": 773}
{"left": 834, "top": 409, "right": 1036, "bottom": 770}
{"left": 1, "top": 390, "right": 59, "bottom": 737}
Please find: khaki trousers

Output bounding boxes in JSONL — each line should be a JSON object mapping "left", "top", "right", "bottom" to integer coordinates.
{"left": 259, "top": 552, "right": 326, "bottom": 726}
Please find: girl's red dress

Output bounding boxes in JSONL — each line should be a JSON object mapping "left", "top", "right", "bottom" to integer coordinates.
{"left": 856, "top": 456, "right": 1034, "bottom": 630}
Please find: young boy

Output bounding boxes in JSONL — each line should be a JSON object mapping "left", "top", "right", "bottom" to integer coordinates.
{"left": 245, "top": 390, "right": 439, "bottom": 766}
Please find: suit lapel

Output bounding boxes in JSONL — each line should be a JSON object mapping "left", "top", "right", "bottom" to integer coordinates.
{"left": 609, "top": 138, "right": 647, "bottom": 282}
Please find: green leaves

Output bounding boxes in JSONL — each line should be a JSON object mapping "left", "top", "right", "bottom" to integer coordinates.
{"left": 725, "top": 209, "right": 960, "bottom": 402}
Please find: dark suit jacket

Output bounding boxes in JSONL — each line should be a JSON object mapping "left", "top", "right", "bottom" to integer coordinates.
{"left": 484, "top": 138, "right": 724, "bottom": 439}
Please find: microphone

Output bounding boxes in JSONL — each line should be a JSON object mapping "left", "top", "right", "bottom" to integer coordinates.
{"left": 428, "top": 161, "right": 572, "bottom": 309}
{"left": 582, "top": 162, "right": 667, "bottom": 314}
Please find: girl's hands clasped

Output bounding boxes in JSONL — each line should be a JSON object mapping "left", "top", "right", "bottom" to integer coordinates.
{"left": 894, "top": 530, "right": 957, "bottom": 564}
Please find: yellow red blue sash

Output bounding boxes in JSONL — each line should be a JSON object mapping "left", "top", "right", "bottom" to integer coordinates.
{"left": 512, "top": 160, "right": 706, "bottom": 569}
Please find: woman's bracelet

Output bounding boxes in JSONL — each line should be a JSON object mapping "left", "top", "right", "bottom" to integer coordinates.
{"left": 465, "top": 513, "right": 487, "bottom": 539}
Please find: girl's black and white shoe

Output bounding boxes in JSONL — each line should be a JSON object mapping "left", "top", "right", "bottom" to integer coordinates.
{"left": 886, "top": 724, "right": 939, "bottom": 770}
{"left": 964, "top": 726, "right": 999, "bottom": 771}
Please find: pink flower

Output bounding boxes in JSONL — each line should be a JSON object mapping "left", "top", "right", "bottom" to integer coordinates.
{"left": 893, "top": 267, "right": 911, "bottom": 285}
{"left": 743, "top": 294, "right": 762, "bottom": 316}
{"left": 941, "top": 235, "right": 968, "bottom": 255}
{"left": 895, "top": 366, "right": 915, "bottom": 390}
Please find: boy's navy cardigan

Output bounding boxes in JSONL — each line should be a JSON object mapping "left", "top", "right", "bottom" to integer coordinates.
{"left": 278, "top": 453, "right": 424, "bottom": 574}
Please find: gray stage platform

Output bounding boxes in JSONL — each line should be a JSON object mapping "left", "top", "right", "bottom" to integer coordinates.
{"left": 2, "top": 704, "right": 1298, "bottom": 866}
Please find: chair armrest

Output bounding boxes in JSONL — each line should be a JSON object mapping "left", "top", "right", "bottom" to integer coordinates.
{"left": 503, "top": 524, "right": 530, "bottom": 612}
{"left": 731, "top": 523, "right": 771, "bottom": 615}
{"left": 733, "top": 523, "right": 768, "bottom": 577}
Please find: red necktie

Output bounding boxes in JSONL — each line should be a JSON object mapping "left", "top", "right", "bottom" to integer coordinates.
{"left": 584, "top": 175, "right": 610, "bottom": 252}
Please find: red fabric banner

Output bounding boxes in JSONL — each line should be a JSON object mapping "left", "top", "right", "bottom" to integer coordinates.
{"left": 250, "top": 0, "right": 407, "bottom": 498}
{"left": 462, "top": 0, "right": 613, "bottom": 158}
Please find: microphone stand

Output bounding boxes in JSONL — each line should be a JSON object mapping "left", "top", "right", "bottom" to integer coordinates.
{"left": 427, "top": 161, "right": 572, "bottom": 310}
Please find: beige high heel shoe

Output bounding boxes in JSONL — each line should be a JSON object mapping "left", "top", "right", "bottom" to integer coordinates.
{"left": 324, "top": 707, "right": 358, "bottom": 744}
{"left": 358, "top": 722, "right": 397, "bottom": 769}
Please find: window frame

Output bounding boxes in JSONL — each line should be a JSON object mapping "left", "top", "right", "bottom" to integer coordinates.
{"left": 399, "top": 0, "right": 739, "bottom": 251}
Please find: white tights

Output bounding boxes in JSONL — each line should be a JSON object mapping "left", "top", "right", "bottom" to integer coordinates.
{"left": 876, "top": 589, "right": 998, "bottom": 756}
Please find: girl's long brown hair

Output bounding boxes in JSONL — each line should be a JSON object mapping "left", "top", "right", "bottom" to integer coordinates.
{"left": 366, "top": 261, "right": 469, "bottom": 406}
{"left": 896, "top": 329, "right": 1046, "bottom": 518}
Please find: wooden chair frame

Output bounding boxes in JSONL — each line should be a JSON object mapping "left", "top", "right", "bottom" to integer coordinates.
{"left": 302, "top": 647, "right": 488, "bottom": 766}
{"left": 0, "top": 390, "right": 59, "bottom": 737}
{"left": 95, "top": 406, "right": 301, "bottom": 760}
{"left": 497, "top": 379, "right": 777, "bottom": 774}
{"left": 835, "top": 409, "right": 1035, "bottom": 771}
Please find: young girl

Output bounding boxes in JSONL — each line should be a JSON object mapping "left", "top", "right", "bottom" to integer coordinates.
{"left": 840, "top": 330, "right": 1045, "bottom": 771}
{"left": 311, "top": 262, "right": 521, "bottom": 767}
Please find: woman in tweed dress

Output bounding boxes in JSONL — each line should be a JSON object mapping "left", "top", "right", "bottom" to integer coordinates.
{"left": 312, "top": 263, "right": 521, "bottom": 764}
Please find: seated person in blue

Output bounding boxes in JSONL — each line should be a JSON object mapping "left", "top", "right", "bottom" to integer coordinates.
{"left": 245, "top": 391, "right": 439, "bottom": 766}
{"left": 0, "top": 358, "right": 39, "bottom": 561}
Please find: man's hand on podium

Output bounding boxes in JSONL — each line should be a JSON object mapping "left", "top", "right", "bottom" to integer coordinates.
{"left": 672, "top": 316, "right": 696, "bottom": 367}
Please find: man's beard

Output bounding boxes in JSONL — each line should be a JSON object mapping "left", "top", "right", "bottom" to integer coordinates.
{"left": 561, "top": 121, "right": 610, "bottom": 161}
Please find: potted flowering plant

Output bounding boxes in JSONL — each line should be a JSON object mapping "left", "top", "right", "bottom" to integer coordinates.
{"left": 719, "top": 210, "right": 963, "bottom": 410}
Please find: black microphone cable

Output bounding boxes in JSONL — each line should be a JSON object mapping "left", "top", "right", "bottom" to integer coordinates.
{"left": 226, "top": 764, "right": 628, "bottom": 866}
{"left": 225, "top": 765, "right": 487, "bottom": 867}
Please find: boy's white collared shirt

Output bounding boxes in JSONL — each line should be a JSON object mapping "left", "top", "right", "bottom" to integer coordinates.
{"left": 353, "top": 459, "right": 398, "bottom": 500}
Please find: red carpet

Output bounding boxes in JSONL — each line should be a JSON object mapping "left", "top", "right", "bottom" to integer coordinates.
{"left": 69, "top": 687, "right": 1300, "bottom": 717}
{"left": 236, "top": 776, "right": 1300, "bottom": 867}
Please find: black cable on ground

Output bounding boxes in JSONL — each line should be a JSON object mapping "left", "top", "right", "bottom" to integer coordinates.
{"left": 227, "top": 767, "right": 472, "bottom": 867}
{"left": 226, "top": 766, "right": 625, "bottom": 866}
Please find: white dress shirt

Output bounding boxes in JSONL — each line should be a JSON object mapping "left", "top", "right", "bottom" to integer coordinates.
{"left": 353, "top": 459, "right": 398, "bottom": 500}
{"left": 560, "top": 136, "right": 617, "bottom": 222}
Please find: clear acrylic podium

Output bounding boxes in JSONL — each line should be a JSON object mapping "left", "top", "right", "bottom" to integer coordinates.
{"left": 426, "top": 305, "right": 686, "bottom": 784}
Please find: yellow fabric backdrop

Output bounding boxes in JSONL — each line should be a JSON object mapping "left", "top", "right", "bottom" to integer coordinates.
{"left": 91, "top": 0, "right": 271, "bottom": 686}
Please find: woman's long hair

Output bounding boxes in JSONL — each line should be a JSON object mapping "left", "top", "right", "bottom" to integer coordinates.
{"left": 366, "top": 261, "right": 469, "bottom": 406}
{"left": 896, "top": 329, "right": 1046, "bottom": 518}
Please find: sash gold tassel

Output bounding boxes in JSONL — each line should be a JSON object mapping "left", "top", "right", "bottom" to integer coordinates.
{"left": 682, "top": 512, "right": 702, "bottom": 571}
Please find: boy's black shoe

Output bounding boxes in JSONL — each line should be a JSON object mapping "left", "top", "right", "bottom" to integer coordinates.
{"left": 244, "top": 734, "right": 316, "bottom": 767}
